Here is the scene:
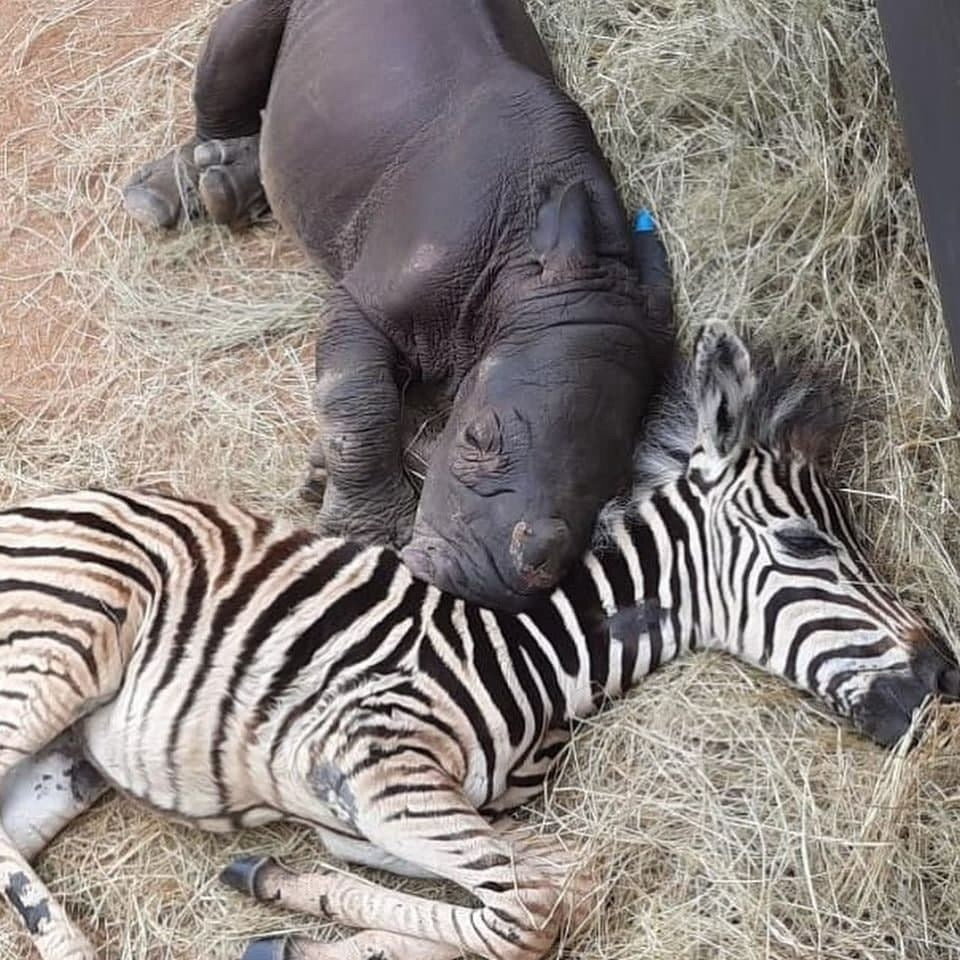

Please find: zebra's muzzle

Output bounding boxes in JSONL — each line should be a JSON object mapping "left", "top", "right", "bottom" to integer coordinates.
{"left": 853, "top": 643, "right": 960, "bottom": 747}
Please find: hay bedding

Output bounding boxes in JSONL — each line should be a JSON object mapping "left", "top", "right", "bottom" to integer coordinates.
{"left": 1, "top": 0, "right": 960, "bottom": 957}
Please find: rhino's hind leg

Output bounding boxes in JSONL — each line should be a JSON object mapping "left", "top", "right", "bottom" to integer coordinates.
{"left": 123, "top": 139, "right": 203, "bottom": 230}
{"left": 0, "top": 730, "right": 107, "bottom": 863}
{"left": 123, "top": 135, "right": 268, "bottom": 232}
{"left": 196, "top": 135, "right": 270, "bottom": 230}
{"left": 125, "top": 0, "right": 289, "bottom": 232}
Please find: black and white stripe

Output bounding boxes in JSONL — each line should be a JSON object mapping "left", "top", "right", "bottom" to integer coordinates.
{"left": 0, "top": 326, "right": 953, "bottom": 960}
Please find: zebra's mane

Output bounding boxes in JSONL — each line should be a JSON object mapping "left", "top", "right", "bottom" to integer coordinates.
{"left": 595, "top": 343, "right": 851, "bottom": 542}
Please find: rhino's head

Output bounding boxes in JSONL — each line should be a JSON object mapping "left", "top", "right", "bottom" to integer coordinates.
{"left": 402, "top": 181, "right": 673, "bottom": 611}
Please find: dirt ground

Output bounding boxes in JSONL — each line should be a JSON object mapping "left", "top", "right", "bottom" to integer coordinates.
{"left": 0, "top": 0, "right": 189, "bottom": 413}
{"left": 3, "top": 1, "right": 960, "bottom": 959}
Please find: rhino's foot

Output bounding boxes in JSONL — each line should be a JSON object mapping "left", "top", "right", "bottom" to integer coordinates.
{"left": 195, "top": 135, "right": 269, "bottom": 230}
{"left": 300, "top": 467, "right": 328, "bottom": 506}
{"left": 123, "top": 139, "right": 203, "bottom": 229}
{"left": 299, "top": 441, "right": 328, "bottom": 505}
{"left": 314, "top": 482, "right": 418, "bottom": 549}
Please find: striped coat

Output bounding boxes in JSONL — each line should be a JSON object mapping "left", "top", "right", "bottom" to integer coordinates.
{"left": 0, "top": 327, "right": 954, "bottom": 960}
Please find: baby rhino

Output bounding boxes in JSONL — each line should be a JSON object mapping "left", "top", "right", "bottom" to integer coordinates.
{"left": 124, "top": 0, "right": 674, "bottom": 611}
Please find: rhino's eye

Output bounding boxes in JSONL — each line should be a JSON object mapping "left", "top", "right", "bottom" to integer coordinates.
{"left": 774, "top": 524, "right": 834, "bottom": 560}
{"left": 463, "top": 410, "right": 502, "bottom": 458}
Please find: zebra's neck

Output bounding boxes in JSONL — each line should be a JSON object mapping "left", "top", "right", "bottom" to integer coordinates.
{"left": 537, "top": 480, "right": 717, "bottom": 719}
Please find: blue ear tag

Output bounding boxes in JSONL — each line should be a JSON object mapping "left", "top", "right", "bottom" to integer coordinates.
{"left": 633, "top": 208, "right": 657, "bottom": 234}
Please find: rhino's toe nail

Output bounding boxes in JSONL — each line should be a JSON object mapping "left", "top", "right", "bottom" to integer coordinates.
{"left": 199, "top": 166, "right": 238, "bottom": 225}
{"left": 194, "top": 140, "right": 226, "bottom": 168}
{"left": 122, "top": 185, "right": 179, "bottom": 229}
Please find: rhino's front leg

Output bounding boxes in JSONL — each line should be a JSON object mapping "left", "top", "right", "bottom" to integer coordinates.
{"left": 308, "top": 291, "right": 419, "bottom": 546}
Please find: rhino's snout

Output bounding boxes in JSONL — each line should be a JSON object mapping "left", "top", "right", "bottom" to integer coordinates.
{"left": 509, "top": 518, "right": 572, "bottom": 591}
{"left": 401, "top": 518, "right": 573, "bottom": 611}
{"left": 402, "top": 543, "right": 439, "bottom": 586}
{"left": 402, "top": 540, "right": 502, "bottom": 608}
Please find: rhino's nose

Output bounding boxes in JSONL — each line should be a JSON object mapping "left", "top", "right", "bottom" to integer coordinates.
{"left": 401, "top": 543, "right": 437, "bottom": 585}
{"left": 509, "top": 518, "right": 572, "bottom": 591}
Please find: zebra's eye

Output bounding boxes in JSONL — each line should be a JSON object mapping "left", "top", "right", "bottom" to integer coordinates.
{"left": 774, "top": 525, "right": 835, "bottom": 560}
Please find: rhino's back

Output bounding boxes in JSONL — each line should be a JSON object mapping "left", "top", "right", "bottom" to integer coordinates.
{"left": 260, "top": 0, "right": 554, "bottom": 277}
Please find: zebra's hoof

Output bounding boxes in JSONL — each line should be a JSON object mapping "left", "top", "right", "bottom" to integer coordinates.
{"left": 240, "top": 937, "right": 290, "bottom": 960}
{"left": 220, "top": 855, "right": 276, "bottom": 899}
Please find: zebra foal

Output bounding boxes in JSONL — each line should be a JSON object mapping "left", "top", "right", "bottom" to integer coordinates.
{"left": 0, "top": 326, "right": 956, "bottom": 960}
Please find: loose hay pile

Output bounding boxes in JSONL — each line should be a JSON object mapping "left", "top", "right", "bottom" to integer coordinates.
{"left": 2, "top": 0, "right": 960, "bottom": 957}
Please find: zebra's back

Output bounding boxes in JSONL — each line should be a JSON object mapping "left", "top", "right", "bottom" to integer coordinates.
{"left": 0, "top": 488, "right": 565, "bottom": 834}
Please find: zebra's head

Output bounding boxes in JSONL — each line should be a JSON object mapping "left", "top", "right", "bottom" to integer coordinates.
{"left": 631, "top": 324, "right": 959, "bottom": 746}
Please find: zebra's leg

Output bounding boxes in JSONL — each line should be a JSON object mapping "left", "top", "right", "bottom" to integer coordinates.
{"left": 0, "top": 729, "right": 108, "bottom": 863}
{"left": 353, "top": 803, "right": 596, "bottom": 958}
{"left": 222, "top": 855, "right": 488, "bottom": 951}
{"left": 239, "top": 928, "right": 460, "bottom": 960}
{"left": 480, "top": 729, "right": 572, "bottom": 816}
{"left": 316, "top": 809, "right": 535, "bottom": 880}
{"left": 223, "top": 782, "right": 593, "bottom": 959}
{"left": 0, "top": 738, "right": 97, "bottom": 960}
{"left": 0, "top": 604, "right": 139, "bottom": 960}
{"left": 313, "top": 825, "right": 438, "bottom": 879}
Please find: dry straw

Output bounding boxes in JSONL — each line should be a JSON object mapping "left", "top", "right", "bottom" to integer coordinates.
{"left": 2, "top": 0, "right": 960, "bottom": 957}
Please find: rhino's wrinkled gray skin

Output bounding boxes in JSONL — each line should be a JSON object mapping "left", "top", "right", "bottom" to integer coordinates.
{"left": 124, "top": 0, "right": 675, "bottom": 611}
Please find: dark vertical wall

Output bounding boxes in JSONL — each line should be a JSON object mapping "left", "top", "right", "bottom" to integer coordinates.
{"left": 877, "top": 1, "right": 960, "bottom": 371}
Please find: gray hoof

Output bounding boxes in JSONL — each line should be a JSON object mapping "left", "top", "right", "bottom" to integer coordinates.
{"left": 313, "top": 476, "right": 418, "bottom": 547}
{"left": 240, "top": 938, "right": 290, "bottom": 960}
{"left": 197, "top": 164, "right": 269, "bottom": 229}
{"left": 220, "top": 855, "right": 276, "bottom": 899}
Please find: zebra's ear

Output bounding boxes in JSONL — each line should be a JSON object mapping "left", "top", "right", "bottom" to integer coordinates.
{"left": 693, "top": 324, "right": 755, "bottom": 458}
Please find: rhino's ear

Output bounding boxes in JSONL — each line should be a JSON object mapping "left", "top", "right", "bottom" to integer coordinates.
{"left": 694, "top": 324, "right": 755, "bottom": 458}
{"left": 532, "top": 181, "right": 596, "bottom": 273}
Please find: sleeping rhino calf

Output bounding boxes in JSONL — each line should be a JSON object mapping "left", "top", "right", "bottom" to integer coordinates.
{"left": 124, "top": 0, "right": 675, "bottom": 611}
